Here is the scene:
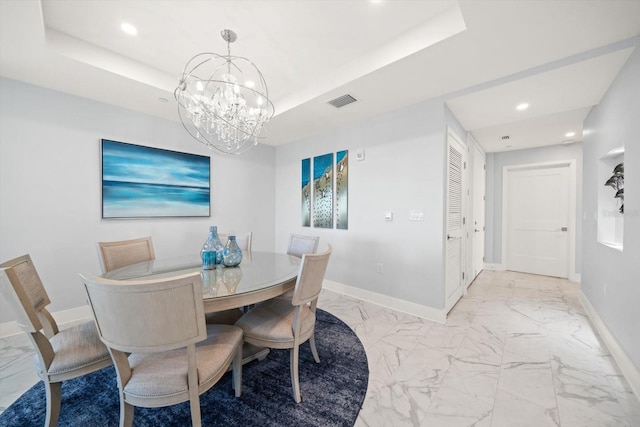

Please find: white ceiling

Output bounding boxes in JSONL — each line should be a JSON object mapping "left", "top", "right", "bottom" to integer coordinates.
{"left": 1, "top": 0, "right": 639, "bottom": 153}
{"left": 446, "top": 47, "right": 635, "bottom": 152}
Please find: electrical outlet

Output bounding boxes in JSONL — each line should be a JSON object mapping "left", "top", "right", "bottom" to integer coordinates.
{"left": 377, "top": 263, "right": 384, "bottom": 274}
{"left": 409, "top": 211, "right": 425, "bottom": 221}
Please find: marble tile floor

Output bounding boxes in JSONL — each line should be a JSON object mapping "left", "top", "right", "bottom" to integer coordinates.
{"left": 1, "top": 270, "right": 639, "bottom": 426}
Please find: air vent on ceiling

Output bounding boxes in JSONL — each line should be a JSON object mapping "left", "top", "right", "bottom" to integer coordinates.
{"left": 327, "top": 94, "right": 358, "bottom": 108}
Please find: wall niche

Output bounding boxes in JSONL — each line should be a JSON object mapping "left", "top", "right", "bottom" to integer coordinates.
{"left": 597, "top": 147, "right": 624, "bottom": 251}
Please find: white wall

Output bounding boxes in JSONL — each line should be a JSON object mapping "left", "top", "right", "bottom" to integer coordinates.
{"left": 0, "top": 78, "right": 277, "bottom": 323}
{"left": 581, "top": 37, "right": 640, "bottom": 371}
{"left": 484, "top": 143, "right": 584, "bottom": 277}
{"left": 275, "top": 98, "right": 453, "bottom": 310}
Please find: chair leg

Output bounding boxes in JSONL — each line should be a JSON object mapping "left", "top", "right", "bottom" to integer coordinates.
{"left": 44, "top": 381, "right": 61, "bottom": 427}
{"left": 232, "top": 343, "right": 242, "bottom": 397}
{"left": 120, "top": 399, "right": 134, "bottom": 427}
{"left": 310, "top": 333, "right": 320, "bottom": 363}
{"left": 290, "top": 346, "right": 301, "bottom": 403}
{"left": 185, "top": 344, "right": 201, "bottom": 427}
{"left": 188, "top": 393, "right": 201, "bottom": 427}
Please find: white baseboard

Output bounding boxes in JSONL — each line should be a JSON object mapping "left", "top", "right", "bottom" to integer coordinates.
{"left": 579, "top": 291, "right": 640, "bottom": 399}
{"left": 0, "top": 305, "right": 93, "bottom": 338}
{"left": 323, "top": 280, "right": 446, "bottom": 324}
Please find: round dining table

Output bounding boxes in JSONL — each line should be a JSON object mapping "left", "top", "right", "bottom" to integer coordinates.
{"left": 101, "top": 251, "right": 301, "bottom": 314}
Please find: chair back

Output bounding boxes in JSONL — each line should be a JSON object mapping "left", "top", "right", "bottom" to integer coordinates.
{"left": 0, "top": 254, "right": 55, "bottom": 335}
{"left": 292, "top": 245, "right": 332, "bottom": 306}
{"left": 219, "top": 232, "right": 252, "bottom": 252}
{"left": 97, "top": 236, "right": 155, "bottom": 273}
{"left": 287, "top": 234, "right": 320, "bottom": 258}
{"left": 82, "top": 272, "right": 207, "bottom": 353}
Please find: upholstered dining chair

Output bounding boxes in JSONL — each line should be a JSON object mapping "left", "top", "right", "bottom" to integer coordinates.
{"left": 97, "top": 236, "right": 155, "bottom": 273}
{"left": 235, "top": 245, "right": 332, "bottom": 403}
{"left": 219, "top": 232, "right": 252, "bottom": 252}
{"left": 278, "top": 233, "right": 320, "bottom": 300}
{"left": 81, "top": 272, "right": 243, "bottom": 427}
{"left": 0, "top": 254, "right": 111, "bottom": 427}
{"left": 287, "top": 234, "right": 320, "bottom": 258}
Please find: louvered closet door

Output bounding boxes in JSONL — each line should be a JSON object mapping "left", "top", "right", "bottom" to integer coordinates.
{"left": 445, "top": 130, "right": 465, "bottom": 313}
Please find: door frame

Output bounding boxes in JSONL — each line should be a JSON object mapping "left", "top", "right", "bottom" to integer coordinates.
{"left": 501, "top": 159, "right": 577, "bottom": 280}
{"left": 469, "top": 138, "right": 486, "bottom": 284}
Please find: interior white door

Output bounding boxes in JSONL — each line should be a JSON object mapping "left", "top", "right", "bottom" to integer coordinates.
{"left": 506, "top": 166, "right": 569, "bottom": 278}
{"left": 445, "top": 130, "right": 465, "bottom": 312}
{"left": 471, "top": 144, "right": 485, "bottom": 280}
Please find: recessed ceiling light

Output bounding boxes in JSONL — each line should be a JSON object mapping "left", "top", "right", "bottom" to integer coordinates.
{"left": 565, "top": 131, "right": 575, "bottom": 138}
{"left": 121, "top": 22, "right": 138, "bottom": 36}
{"left": 515, "top": 103, "right": 529, "bottom": 111}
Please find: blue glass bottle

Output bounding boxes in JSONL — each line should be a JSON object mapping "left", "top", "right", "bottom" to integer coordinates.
{"left": 222, "top": 235, "right": 243, "bottom": 267}
{"left": 201, "top": 226, "right": 224, "bottom": 269}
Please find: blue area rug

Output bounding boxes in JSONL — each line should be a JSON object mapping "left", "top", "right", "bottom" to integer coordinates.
{"left": 0, "top": 309, "right": 368, "bottom": 427}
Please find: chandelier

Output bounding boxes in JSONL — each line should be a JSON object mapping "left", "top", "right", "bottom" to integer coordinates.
{"left": 175, "top": 29, "right": 275, "bottom": 155}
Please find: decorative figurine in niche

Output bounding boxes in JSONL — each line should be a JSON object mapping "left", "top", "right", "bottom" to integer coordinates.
{"left": 604, "top": 162, "right": 624, "bottom": 214}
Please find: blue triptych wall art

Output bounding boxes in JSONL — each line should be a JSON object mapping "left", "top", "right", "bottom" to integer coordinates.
{"left": 336, "top": 150, "right": 348, "bottom": 230}
{"left": 313, "top": 153, "right": 334, "bottom": 228}
{"left": 301, "top": 150, "right": 348, "bottom": 229}
{"left": 301, "top": 158, "right": 311, "bottom": 226}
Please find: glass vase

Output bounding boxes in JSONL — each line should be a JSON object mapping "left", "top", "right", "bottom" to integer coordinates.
{"left": 222, "top": 235, "right": 243, "bottom": 267}
{"left": 201, "top": 226, "right": 224, "bottom": 269}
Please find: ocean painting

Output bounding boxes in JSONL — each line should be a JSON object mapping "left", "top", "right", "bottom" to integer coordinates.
{"left": 313, "top": 153, "right": 333, "bottom": 228}
{"left": 101, "top": 139, "right": 210, "bottom": 218}
{"left": 301, "top": 158, "right": 311, "bottom": 226}
{"left": 336, "top": 150, "right": 348, "bottom": 229}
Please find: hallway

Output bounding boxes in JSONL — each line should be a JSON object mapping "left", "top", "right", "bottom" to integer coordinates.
{"left": 319, "top": 270, "right": 639, "bottom": 426}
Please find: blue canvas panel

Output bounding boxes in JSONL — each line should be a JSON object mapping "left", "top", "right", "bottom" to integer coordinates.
{"left": 101, "top": 139, "right": 210, "bottom": 218}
